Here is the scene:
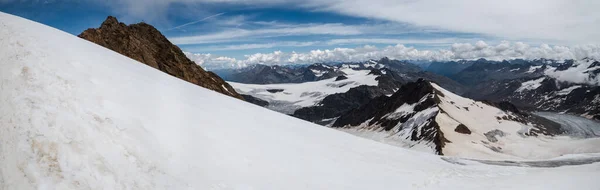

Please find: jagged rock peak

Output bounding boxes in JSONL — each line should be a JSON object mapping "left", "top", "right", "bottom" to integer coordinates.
{"left": 100, "top": 16, "right": 121, "bottom": 28}
{"left": 79, "top": 16, "right": 243, "bottom": 99}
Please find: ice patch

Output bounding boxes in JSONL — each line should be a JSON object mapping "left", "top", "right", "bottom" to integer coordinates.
{"left": 526, "top": 65, "right": 543, "bottom": 73}
{"left": 516, "top": 77, "right": 545, "bottom": 92}
{"left": 556, "top": 85, "right": 581, "bottom": 96}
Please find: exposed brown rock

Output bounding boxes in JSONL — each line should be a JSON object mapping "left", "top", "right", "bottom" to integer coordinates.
{"left": 454, "top": 124, "right": 471, "bottom": 134}
{"left": 78, "top": 16, "right": 243, "bottom": 99}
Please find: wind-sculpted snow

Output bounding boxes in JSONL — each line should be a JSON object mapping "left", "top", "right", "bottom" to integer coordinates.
{"left": 2, "top": 12, "right": 600, "bottom": 190}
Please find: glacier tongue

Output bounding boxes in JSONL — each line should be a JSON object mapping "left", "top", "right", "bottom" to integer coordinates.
{"left": 1, "top": 11, "right": 600, "bottom": 190}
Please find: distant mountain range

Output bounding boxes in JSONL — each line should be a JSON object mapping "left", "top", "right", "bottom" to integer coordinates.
{"left": 219, "top": 57, "right": 600, "bottom": 122}
{"left": 225, "top": 58, "right": 466, "bottom": 123}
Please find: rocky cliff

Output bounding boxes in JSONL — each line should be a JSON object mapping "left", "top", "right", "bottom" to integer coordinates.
{"left": 79, "top": 16, "right": 242, "bottom": 99}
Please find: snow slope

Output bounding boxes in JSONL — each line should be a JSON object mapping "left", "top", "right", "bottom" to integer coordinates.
{"left": 1, "top": 12, "right": 600, "bottom": 190}
{"left": 230, "top": 68, "right": 378, "bottom": 113}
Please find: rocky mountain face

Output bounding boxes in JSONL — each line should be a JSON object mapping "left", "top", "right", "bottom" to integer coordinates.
{"left": 332, "top": 79, "right": 563, "bottom": 155}
{"left": 467, "top": 77, "right": 600, "bottom": 120}
{"left": 450, "top": 59, "right": 546, "bottom": 86}
{"left": 292, "top": 69, "right": 405, "bottom": 124}
{"left": 79, "top": 16, "right": 242, "bottom": 99}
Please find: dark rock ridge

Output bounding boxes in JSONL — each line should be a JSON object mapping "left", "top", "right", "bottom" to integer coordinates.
{"left": 241, "top": 94, "right": 269, "bottom": 107}
{"left": 292, "top": 85, "right": 387, "bottom": 124}
{"left": 79, "top": 16, "right": 242, "bottom": 99}
{"left": 291, "top": 68, "right": 405, "bottom": 123}
{"left": 332, "top": 79, "right": 449, "bottom": 154}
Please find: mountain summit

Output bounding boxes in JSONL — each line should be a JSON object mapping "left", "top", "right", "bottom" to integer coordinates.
{"left": 79, "top": 16, "right": 242, "bottom": 99}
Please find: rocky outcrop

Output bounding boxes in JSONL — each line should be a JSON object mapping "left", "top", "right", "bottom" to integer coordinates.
{"left": 241, "top": 94, "right": 269, "bottom": 107}
{"left": 292, "top": 85, "right": 386, "bottom": 124}
{"left": 291, "top": 68, "right": 405, "bottom": 124}
{"left": 79, "top": 16, "right": 242, "bottom": 99}
{"left": 454, "top": 124, "right": 471, "bottom": 134}
{"left": 332, "top": 79, "right": 449, "bottom": 154}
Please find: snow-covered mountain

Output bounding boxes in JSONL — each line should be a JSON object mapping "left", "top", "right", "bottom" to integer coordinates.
{"left": 333, "top": 79, "right": 600, "bottom": 160}
{"left": 230, "top": 67, "right": 386, "bottom": 114}
{"left": 2, "top": 12, "right": 600, "bottom": 190}
{"left": 229, "top": 58, "right": 465, "bottom": 120}
{"left": 464, "top": 59, "right": 600, "bottom": 120}
{"left": 422, "top": 58, "right": 600, "bottom": 120}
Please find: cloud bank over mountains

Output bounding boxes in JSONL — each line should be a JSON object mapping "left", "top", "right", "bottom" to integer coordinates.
{"left": 185, "top": 41, "right": 600, "bottom": 70}
{"left": 545, "top": 59, "right": 600, "bottom": 85}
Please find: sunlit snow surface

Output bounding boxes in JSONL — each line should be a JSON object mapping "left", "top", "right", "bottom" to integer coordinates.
{"left": 1, "top": 12, "right": 600, "bottom": 190}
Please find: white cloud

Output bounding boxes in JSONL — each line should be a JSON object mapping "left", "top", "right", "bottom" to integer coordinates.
{"left": 184, "top": 41, "right": 600, "bottom": 70}
{"left": 184, "top": 53, "right": 248, "bottom": 70}
{"left": 325, "top": 38, "right": 460, "bottom": 46}
{"left": 188, "top": 41, "right": 319, "bottom": 51}
{"left": 545, "top": 59, "right": 600, "bottom": 85}
{"left": 169, "top": 23, "right": 364, "bottom": 45}
{"left": 93, "top": 0, "right": 600, "bottom": 44}
{"left": 309, "top": 0, "right": 600, "bottom": 44}
{"left": 186, "top": 38, "right": 458, "bottom": 51}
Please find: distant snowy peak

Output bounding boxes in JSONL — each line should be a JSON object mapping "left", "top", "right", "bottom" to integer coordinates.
{"left": 463, "top": 59, "right": 600, "bottom": 120}
{"left": 510, "top": 77, "right": 600, "bottom": 119}
{"left": 332, "top": 79, "right": 581, "bottom": 159}
{"left": 544, "top": 58, "right": 600, "bottom": 86}
{"left": 441, "top": 58, "right": 600, "bottom": 87}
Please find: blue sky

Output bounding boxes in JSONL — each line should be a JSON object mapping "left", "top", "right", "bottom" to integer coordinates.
{"left": 1, "top": 0, "right": 599, "bottom": 69}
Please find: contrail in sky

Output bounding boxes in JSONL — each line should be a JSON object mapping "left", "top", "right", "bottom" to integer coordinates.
{"left": 168, "top": 12, "right": 226, "bottom": 31}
